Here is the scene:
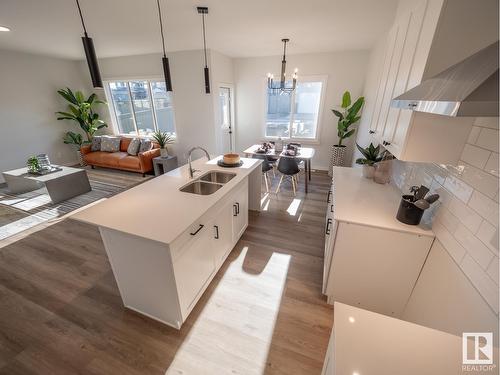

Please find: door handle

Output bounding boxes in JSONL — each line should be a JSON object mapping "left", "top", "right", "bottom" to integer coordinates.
{"left": 330, "top": 204, "right": 334, "bottom": 213}
{"left": 190, "top": 224, "right": 204, "bottom": 236}
{"left": 233, "top": 204, "right": 238, "bottom": 216}
{"left": 327, "top": 190, "right": 332, "bottom": 203}
{"left": 326, "top": 218, "right": 332, "bottom": 235}
{"left": 369, "top": 130, "right": 375, "bottom": 134}
{"left": 214, "top": 225, "right": 219, "bottom": 239}
{"left": 236, "top": 202, "right": 240, "bottom": 215}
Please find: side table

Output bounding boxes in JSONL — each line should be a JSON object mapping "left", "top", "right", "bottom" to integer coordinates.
{"left": 153, "top": 156, "right": 178, "bottom": 176}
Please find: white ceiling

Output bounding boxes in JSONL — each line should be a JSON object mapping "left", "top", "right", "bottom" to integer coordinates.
{"left": 0, "top": 0, "right": 398, "bottom": 60}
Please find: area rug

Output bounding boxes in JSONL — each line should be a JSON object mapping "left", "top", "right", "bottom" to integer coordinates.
{"left": 0, "top": 177, "right": 137, "bottom": 241}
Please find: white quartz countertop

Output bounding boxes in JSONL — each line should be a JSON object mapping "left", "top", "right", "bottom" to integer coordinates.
{"left": 332, "top": 167, "right": 434, "bottom": 237}
{"left": 71, "top": 156, "right": 261, "bottom": 244}
{"left": 333, "top": 302, "right": 497, "bottom": 374}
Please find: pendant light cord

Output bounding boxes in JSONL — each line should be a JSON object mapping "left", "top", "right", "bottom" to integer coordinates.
{"left": 75, "top": 0, "right": 88, "bottom": 36}
{"left": 201, "top": 13, "right": 208, "bottom": 68}
{"left": 156, "top": 0, "right": 167, "bottom": 57}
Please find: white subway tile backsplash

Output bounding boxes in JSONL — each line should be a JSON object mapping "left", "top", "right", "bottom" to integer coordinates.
{"left": 468, "top": 190, "right": 499, "bottom": 227}
{"left": 476, "top": 128, "right": 499, "bottom": 153}
{"left": 468, "top": 126, "right": 481, "bottom": 144}
{"left": 432, "top": 221, "right": 466, "bottom": 264}
{"left": 461, "top": 144, "right": 491, "bottom": 169}
{"left": 484, "top": 153, "right": 499, "bottom": 177}
{"left": 443, "top": 174, "right": 474, "bottom": 203}
{"left": 434, "top": 205, "right": 459, "bottom": 233}
{"left": 477, "top": 220, "right": 499, "bottom": 253}
{"left": 454, "top": 223, "right": 495, "bottom": 269}
{"left": 461, "top": 254, "right": 499, "bottom": 314}
{"left": 474, "top": 117, "right": 499, "bottom": 130}
{"left": 458, "top": 162, "right": 499, "bottom": 199}
{"left": 487, "top": 257, "right": 499, "bottom": 285}
{"left": 448, "top": 196, "right": 482, "bottom": 233}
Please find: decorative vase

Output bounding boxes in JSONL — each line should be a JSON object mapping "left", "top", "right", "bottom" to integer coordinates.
{"left": 77, "top": 149, "right": 87, "bottom": 167}
{"left": 160, "top": 148, "right": 169, "bottom": 157}
{"left": 362, "top": 164, "right": 375, "bottom": 179}
{"left": 373, "top": 160, "right": 392, "bottom": 184}
{"left": 329, "top": 145, "right": 346, "bottom": 176}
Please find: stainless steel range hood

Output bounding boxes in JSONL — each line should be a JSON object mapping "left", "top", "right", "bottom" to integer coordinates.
{"left": 392, "top": 41, "right": 499, "bottom": 117}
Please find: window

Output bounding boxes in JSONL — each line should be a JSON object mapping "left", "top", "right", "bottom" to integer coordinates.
{"left": 265, "top": 79, "right": 325, "bottom": 140}
{"left": 107, "top": 80, "right": 176, "bottom": 137}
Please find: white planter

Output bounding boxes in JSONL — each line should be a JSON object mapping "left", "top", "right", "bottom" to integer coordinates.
{"left": 329, "top": 145, "right": 347, "bottom": 176}
{"left": 77, "top": 150, "right": 87, "bottom": 167}
{"left": 160, "top": 148, "right": 169, "bottom": 158}
{"left": 362, "top": 165, "right": 375, "bottom": 179}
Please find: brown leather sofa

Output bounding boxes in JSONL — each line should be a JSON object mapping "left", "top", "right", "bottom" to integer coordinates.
{"left": 81, "top": 137, "right": 160, "bottom": 176}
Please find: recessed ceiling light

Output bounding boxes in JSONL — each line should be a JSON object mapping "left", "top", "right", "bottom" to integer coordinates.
{"left": 0, "top": 26, "right": 10, "bottom": 32}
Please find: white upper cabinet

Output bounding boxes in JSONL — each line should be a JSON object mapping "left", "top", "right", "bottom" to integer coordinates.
{"left": 365, "top": 0, "right": 497, "bottom": 164}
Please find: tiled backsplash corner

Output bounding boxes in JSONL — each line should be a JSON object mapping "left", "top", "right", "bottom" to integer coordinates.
{"left": 389, "top": 117, "right": 499, "bottom": 314}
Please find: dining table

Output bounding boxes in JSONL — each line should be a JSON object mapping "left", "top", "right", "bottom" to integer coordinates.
{"left": 243, "top": 144, "right": 315, "bottom": 193}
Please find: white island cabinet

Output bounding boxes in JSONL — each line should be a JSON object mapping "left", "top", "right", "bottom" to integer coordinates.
{"left": 71, "top": 156, "right": 262, "bottom": 329}
{"left": 323, "top": 167, "right": 435, "bottom": 318}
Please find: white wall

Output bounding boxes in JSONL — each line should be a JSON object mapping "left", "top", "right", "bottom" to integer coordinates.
{"left": 93, "top": 49, "right": 234, "bottom": 164}
{"left": 234, "top": 51, "right": 369, "bottom": 170}
{"left": 0, "top": 50, "right": 89, "bottom": 183}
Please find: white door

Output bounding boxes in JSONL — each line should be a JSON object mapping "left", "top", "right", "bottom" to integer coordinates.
{"left": 217, "top": 86, "right": 235, "bottom": 154}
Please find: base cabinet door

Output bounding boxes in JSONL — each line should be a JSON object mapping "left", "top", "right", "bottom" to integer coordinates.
{"left": 232, "top": 179, "right": 249, "bottom": 241}
{"left": 213, "top": 201, "right": 234, "bottom": 267}
{"left": 174, "top": 222, "right": 216, "bottom": 319}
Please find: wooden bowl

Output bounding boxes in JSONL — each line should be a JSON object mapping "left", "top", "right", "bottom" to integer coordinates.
{"left": 223, "top": 153, "right": 240, "bottom": 165}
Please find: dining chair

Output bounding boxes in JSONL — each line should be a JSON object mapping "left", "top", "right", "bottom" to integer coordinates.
{"left": 275, "top": 157, "right": 300, "bottom": 195}
{"left": 252, "top": 154, "right": 273, "bottom": 192}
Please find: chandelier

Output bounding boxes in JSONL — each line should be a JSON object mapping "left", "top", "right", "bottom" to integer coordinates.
{"left": 267, "top": 38, "right": 298, "bottom": 94}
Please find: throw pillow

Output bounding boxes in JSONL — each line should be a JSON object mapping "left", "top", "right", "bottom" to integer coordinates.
{"left": 139, "top": 139, "right": 153, "bottom": 153}
{"left": 100, "top": 136, "right": 121, "bottom": 152}
{"left": 127, "top": 138, "right": 141, "bottom": 156}
{"left": 91, "top": 136, "right": 102, "bottom": 152}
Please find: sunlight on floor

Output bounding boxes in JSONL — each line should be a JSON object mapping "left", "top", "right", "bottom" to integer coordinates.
{"left": 261, "top": 193, "right": 270, "bottom": 211}
{"left": 286, "top": 198, "right": 302, "bottom": 216}
{"left": 166, "top": 246, "right": 291, "bottom": 375}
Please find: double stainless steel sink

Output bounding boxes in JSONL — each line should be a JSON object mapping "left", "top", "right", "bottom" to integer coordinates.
{"left": 180, "top": 171, "right": 236, "bottom": 195}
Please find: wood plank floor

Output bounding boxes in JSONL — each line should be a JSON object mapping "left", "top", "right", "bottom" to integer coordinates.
{"left": 0, "top": 169, "right": 333, "bottom": 374}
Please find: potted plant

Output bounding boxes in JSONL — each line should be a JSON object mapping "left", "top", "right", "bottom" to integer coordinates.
{"left": 330, "top": 91, "right": 365, "bottom": 174}
{"left": 56, "top": 88, "right": 107, "bottom": 166}
{"left": 151, "top": 130, "right": 174, "bottom": 157}
{"left": 26, "top": 156, "right": 41, "bottom": 174}
{"left": 355, "top": 142, "right": 384, "bottom": 178}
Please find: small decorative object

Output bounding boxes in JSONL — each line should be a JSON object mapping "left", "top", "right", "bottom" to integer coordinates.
{"left": 26, "top": 156, "right": 41, "bottom": 174}
{"left": 222, "top": 153, "right": 240, "bottom": 165}
{"left": 151, "top": 130, "right": 174, "bottom": 157}
{"left": 330, "top": 91, "right": 365, "bottom": 174}
{"left": 356, "top": 142, "right": 384, "bottom": 179}
{"left": 36, "top": 154, "right": 51, "bottom": 170}
{"left": 373, "top": 151, "right": 394, "bottom": 184}
{"left": 396, "top": 185, "right": 439, "bottom": 225}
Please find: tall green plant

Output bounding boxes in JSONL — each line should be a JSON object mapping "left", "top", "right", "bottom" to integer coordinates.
{"left": 332, "top": 91, "right": 365, "bottom": 146}
{"left": 56, "top": 88, "right": 107, "bottom": 145}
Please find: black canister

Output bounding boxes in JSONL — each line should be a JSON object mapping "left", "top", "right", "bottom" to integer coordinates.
{"left": 396, "top": 195, "right": 424, "bottom": 225}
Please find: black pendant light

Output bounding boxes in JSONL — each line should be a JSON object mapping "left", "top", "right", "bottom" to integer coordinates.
{"left": 197, "top": 7, "right": 210, "bottom": 94}
{"left": 267, "top": 38, "right": 298, "bottom": 94}
{"left": 156, "top": 0, "right": 173, "bottom": 91}
{"left": 75, "top": 0, "right": 103, "bottom": 88}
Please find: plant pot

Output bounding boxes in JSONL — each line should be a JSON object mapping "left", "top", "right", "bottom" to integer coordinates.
{"left": 77, "top": 149, "right": 87, "bottom": 167}
{"left": 362, "top": 164, "right": 375, "bottom": 179}
{"left": 329, "top": 145, "right": 346, "bottom": 176}
{"left": 160, "top": 148, "right": 169, "bottom": 158}
{"left": 396, "top": 195, "right": 424, "bottom": 225}
{"left": 373, "top": 160, "right": 392, "bottom": 184}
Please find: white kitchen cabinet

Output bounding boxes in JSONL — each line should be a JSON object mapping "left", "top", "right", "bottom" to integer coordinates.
{"left": 173, "top": 219, "right": 216, "bottom": 320}
{"left": 323, "top": 167, "right": 435, "bottom": 318}
{"left": 231, "top": 178, "right": 249, "bottom": 242}
{"left": 213, "top": 200, "right": 235, "bottom": 268}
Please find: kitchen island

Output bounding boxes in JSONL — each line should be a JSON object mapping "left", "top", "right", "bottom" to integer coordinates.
{"left": 71, "top": 156, "right": 262, "bottom": 329}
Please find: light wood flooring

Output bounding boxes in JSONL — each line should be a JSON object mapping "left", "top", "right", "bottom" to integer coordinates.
{"left": 0, "top": 169, "right": 333, "bottom": 374}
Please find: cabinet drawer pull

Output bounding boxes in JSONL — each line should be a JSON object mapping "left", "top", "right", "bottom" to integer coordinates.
{"left": 190, "top": 224, "right": 204, "bottom": 236}
{"left": 369, "top": 130, "right": 375, "bottom": 134}
{"left": 236, "top": 202, "right": 240, "bottom": 215}
{"left": 214, "top": 225, "right": 219, "bottom": 239}
{"left": 330, "top": 204, "right": 334, "bottom": 213}
{"left": 326, "top": 218, "right": 332, "bottom": 235}
{"left": 383, "top": 140, "right": 391, "bottom": 146}
{"left": 233, "top": 204, "right": 238, "bottom": 216}
{"left": 327, "top": 190, "right": 332, "bottom": 203}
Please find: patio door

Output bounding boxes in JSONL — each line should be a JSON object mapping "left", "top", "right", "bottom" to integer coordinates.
{"left": 217, "top": 85, "right": 235, "bottom": 154}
